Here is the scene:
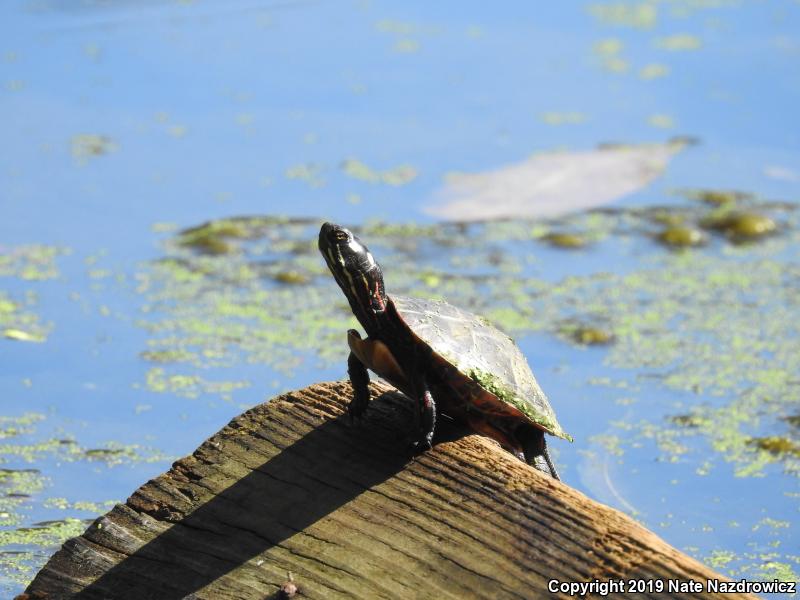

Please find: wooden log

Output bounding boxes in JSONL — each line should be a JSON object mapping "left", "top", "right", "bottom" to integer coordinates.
{"left": 19, "top": 381, "right": 756, "bottom": 600}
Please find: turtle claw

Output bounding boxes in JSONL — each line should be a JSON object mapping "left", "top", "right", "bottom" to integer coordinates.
{"left": 409, "top": 432, "right": 434, "bottom": 454}
{"left": 399, "top": 430, "right": 432, "bottom": 456}
{"left": 347, "top": 382, "right": 370, "bottom": 424}
{"left": 347, "top": 402, "right": 367, "bottom": 425}
{"left": 418, "top": 436, "right": 433, "bottom": 452}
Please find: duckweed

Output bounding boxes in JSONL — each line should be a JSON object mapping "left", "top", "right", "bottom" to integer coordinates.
{"left": 341, "top": 158, "right": 418, "bottom": 186}
{"left": 0, "top": 291, "right": 51, "bottom": 344}
{"left": 783, "top": 415, "right": 800, "bottom": 428}
{"left": 0, "top": 245, "right": 64, "bottom": 280}
{"left": 177, "top": 220, "right": 249, "bottom": 255}
{"left": 139, "top": 349, "right": 195, "bottom": 363}
{"left": 558, "top": 321, "right": 614, "bottom": 345}
{"left": 43, "top": 498, "right": 117, "bottom": 513}
{"left": 669, "top": 414, "right": 710, "bottom": 429}
{"left": 273, "top": 270, "right": 311, "bottom": 285}
{"left": 0, "top": 518, "right": 88, "bottom": 548}
{"left": 140, "top": 367, "right": 250, "bottom": 399}
{"left": 656, "top": 225, "right": 705, "bottom": 248}
{"left": 70, "top": 134, "right": 116, "bottom": 162}
{"left": 747, "top": 437, "right": 800, "bottom": 458}
{"left": 686, "top": 189, "right": 744, "bottom": 206}
{"left": 588, "top": 3, "right": 657, "bottom": 29}
{"left": 655, "top": 34, "right": 702, "bottom": 51}
{"left": 0, "top": 412, "right": 162, "bottom": 591}
{"left": 648, "top": 210, "right": 684, "bottom": 226}
{"left": 540, "top": 232, "right": 589, "bottom": 249}
{"left": 706, "top": 549, "right": 737, "bottom": 569}
{"left": 701, "top": 211, "right": 777, "bottom": 242}
{"left": 574, "top": 327, "right": 614, "bottom": 345}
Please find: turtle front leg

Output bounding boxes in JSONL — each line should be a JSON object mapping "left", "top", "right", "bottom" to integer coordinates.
{"left": 347, "top": 351, "right": 371, "bottom": 422}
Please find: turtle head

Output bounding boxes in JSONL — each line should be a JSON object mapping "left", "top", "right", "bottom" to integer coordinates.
{"left": 318, "top": 222, "right": 387, "bottom": 332}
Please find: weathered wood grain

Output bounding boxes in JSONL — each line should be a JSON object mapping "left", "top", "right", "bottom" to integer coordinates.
{"left": 19, "top": 381, "right": 755, "bottom": 600}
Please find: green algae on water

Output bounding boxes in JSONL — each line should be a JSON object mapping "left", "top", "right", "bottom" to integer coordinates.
{"left": 783, "top": 415, "right": 800, "bottom": 428}
{"left": 682, "top": 189, "right": 751, "bottom": 206}
{"left": 141, "top": 200, "right": 799, "bottom": 476}
{"left": 3, "top": 328, "right": 45, "bottom": 343}
{"left": 140, "top": 349, "right": 196, "bottom": 364}
{"left": 0, "top": 245, "right": 65, "bottom": 281}
{"left": 341, "top": 158, "right": 418, "bottom": 186}
{"left": 273, "top": 270, "right": 312, "bottom": 285}
{"left": 0, "top": 411, "right": 161, "bottom": 591}
{"left": 70, "top": 134, "right": 116, "bottom": 162}
{"left": 747, "top": 436, "right": 800, "bottom": 458}
{"left": 559, "top": 321, "right": 614, "bottom": 346}
{"left": 43, "top": 498, "right": 117, "bottom": 513}
{"left": 700, "top": 211, "right": 777, "bottom": 242}
{"left": 540, "top": 232, "right": 590, "bottom": 249}
{"left": 177, "top": 220, "right": 249, "bottom": 255}
{"left": 0, "top": 517, "right": 88, "bottom": 548}
{"left": 669, "top": 414, "right": 710, "bottom": 429}
{"left": 656, "top": 225, "right": 705, "bottom": 248}
{"left": 1, "top": 247, "right": 66, "bottom": 344}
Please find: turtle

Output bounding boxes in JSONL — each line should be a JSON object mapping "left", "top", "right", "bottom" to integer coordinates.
{"left": 318, "top": 222, "right": 571, "bottom": 479}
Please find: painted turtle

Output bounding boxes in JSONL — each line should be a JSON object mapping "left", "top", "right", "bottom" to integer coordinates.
{"left": 318, "top": 222, "right": 571, "bottom": 478}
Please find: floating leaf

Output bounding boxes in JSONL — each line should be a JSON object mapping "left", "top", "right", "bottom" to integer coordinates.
{"left": 427, "top": 139, "right": 689, "bottom": 221}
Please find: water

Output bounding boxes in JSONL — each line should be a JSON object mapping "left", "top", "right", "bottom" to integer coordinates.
{"left": 2, "top": 0, "right": 799, "bottom": 595}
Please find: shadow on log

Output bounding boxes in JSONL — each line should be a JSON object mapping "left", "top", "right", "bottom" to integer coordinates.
{"left": 20, "top": 381, "right": 755, "bottom": 600}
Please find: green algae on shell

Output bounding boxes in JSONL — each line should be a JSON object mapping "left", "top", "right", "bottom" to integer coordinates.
{"left": 466, "top": 367, "right": 572, "bottom": 441}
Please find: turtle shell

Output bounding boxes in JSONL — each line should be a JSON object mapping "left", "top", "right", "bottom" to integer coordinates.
{"left": 392, "top": 295, "right": 572, "bottom": 441}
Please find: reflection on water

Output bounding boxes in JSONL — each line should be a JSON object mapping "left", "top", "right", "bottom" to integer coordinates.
{"left": 2, "top": 0, "right": 799, "bottom": 595}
